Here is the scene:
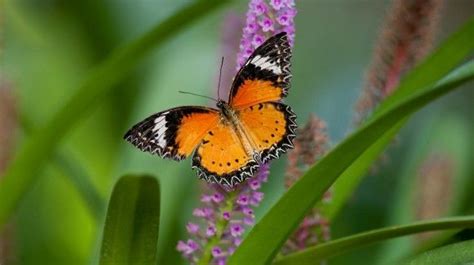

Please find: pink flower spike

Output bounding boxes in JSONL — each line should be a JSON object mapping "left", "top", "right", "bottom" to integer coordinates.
{"left": 186, "top": 222, "right": 199, "bottom": 234}
{"left": 230, "top": 224, "right": 245, "bottom": 237}
{"left": 259, "top": 16, "right": 274, "bottom": 32}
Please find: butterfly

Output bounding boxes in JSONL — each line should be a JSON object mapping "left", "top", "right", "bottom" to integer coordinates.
{"left": 124, "top": 32, "right": 297, "bottom": 187}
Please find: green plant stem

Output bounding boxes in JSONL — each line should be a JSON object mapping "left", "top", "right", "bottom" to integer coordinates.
{"left": 0, "top": 0, "right": 230, "bottom": 229}
{"left": 198, "top": 190, "right": 238, "bottom": 265}
{"left": 273, "top": 216, "right": 474, "bottom": 265}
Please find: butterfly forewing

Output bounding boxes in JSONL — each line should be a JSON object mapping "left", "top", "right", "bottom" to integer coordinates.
{"left": 229, "top": 32, "right": 292, "bottom": 108}
{"left": 124, "top": 106, "right": 219, "bottom": 160}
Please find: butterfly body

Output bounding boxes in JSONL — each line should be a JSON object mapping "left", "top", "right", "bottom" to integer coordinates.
{"left": 125, "top": 32, "right": 296, "bottom": 187}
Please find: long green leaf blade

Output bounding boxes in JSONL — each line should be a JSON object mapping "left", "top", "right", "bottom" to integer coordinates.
{"left": 228, "top": 17, "right": 474, "bottom": 265}
{"left": 99, "top": 175, "right": 160, "bottom": 265}
{"left": 402, "top": 239, "right": 474, "bottom": 265}
{"left": 0, "top": 0, "right": 230, "bottom": 228}
{"left": 273, "top": 216, "right": 474, "bottom": 265}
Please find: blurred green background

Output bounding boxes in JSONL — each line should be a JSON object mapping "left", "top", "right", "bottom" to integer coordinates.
{"left": 2, "top": 1, "right": 473, "bottom": 265}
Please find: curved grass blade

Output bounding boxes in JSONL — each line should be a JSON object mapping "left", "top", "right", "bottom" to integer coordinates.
{"left": 99, "top": 175, "right": 160, "bottom": 265}
{"left": 272, "top": 216, "right": 474, "bottom": 265}
{"left": 402, "top": 239, "right": 474, "bottom": 265}
{"left": 0, "top": 0, "right": 231, "bottom": 229}
{"left": 228, "top": 17, "right": 474, "bottom": 265}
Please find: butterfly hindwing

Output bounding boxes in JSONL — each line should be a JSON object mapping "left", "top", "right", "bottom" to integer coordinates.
{"left": 240, "top": 102, "right": 297, "bottom": 163}
{"left": 191, "top": 122, "right": 260, "bottom": 186}
{"left": 124, "top": 106, "right": 219, "bottom": 160}
{"left": 229, "top": 32, "right": 292, "bottom": 108}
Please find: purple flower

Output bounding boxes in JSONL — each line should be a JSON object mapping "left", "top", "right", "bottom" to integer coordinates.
{"left": 206, "top": 223, "right": 217, "bottom": 237}
{"left": 230, "top": 224, "right": 245, "bottom": 237}
{"left": 233, "top": 237, "right": 242, "bottom": 246}
{"left": 251, "top": 0, "right": 268, "bottom": 15}
{"left": 193, "top": 208, "right": 214, "bottom": 219}
{"left": 242, "top": 207, "right": 254, "bottom": 216}
{"left": 201, "top": 194, "right": 212, "bottom": 203}
{"left": 216, "top": 258, "right": 226, "bottom": 265}
{"left": 245, "top": 22, "right": 258, "bottom": 34}
{"left": 259, "top": 17, "right": 274, "bottom": 32}
{"left": 177, "top": 239, "right": 199, "bottom": 255}
{"left": 222, "top": 211, "right": 231, "bottom": 220}
{"left": 249, "top": 179, "right": 261, "bottom": 190}
{"left": 251, "top": 191, "right": 264, "bottom": 205}
{"left": 270, "top": 0, "right": 285, "bottom": 10}
{"left": 252, "top": 34, "right": 266, "bottom": 48}
{"left": 236, "top": 194, "right": 250, "bottom": 205}
{"left": 211, "top": 246, "right": 223, "bottom": 257}
{"left": 212, "top": 192, "right": 225, "bottom": 203}
{"left": 186, "top": 222, "right": 200, "bottom": 234}
{"left": 244, "top": 216, "right": 255, "bottom": 225}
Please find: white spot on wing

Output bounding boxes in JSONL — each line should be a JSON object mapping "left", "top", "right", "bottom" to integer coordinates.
{"left": 152, "top": 114, "right": 168, "bottom": 147}
{"left": 250, "top": 55, "right": 282, "bottom": 74}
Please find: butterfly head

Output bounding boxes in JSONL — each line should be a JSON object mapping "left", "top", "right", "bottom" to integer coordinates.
{"left": 216, "top": 99, "right": 227, "bottom": 110}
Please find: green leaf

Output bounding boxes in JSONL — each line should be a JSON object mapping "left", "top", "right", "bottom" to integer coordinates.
{"left": 228, "top": 17, "right": 474, "bottom": 265}
{"left": 402, "top": 239, "right": 474, "bottom": 265}
{"left": 272, "top": 216, "right": 474, "bottom": 265}
{"left": 99, "top": 175, "right": 160, "bottom": 265}
{"left": 0, "top": 0, "right": 230, "bottom": 228}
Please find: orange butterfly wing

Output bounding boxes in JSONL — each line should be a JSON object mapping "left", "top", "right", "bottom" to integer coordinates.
{"left": 239, "top": 102, "right": 297, "bottom": 163}
{"left": 192, "top": 122, "right": 259, "bottom": 186}
{"left": 124, "top": 106, "right": 219, "bottom": 160}
{"left": 229, "top": 32, "right": 291, "bottom": 108}
{"left": 230, "top": 33, "right": 297, "bottom": 166}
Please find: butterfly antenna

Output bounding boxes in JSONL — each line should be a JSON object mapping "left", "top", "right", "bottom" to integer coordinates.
{"left": 178, "top": 91, "right": 218, "bottom": 102}
{"left": 217, "top": 56, "right": 224, "bottom": 100}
